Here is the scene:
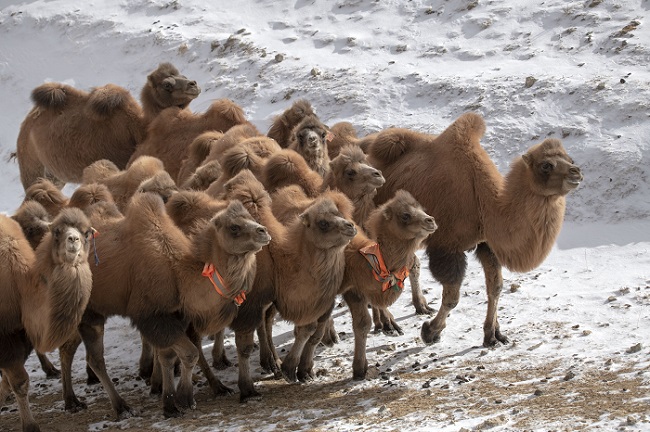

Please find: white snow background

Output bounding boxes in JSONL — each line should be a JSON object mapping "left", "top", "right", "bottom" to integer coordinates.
{"left": 0, "top": 0, "right": 649, "bottom": 431}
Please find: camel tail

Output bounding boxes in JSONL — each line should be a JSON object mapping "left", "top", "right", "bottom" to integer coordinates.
{"left": 8, "top": 151, "right": 17, "bottom": 162}
{"left": 31, "top": 83, "right": 68, "bottom": 109}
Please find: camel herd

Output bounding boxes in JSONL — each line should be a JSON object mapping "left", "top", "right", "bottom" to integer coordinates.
{"left": 1, "top": 63, "right": 583, "bottom": 432}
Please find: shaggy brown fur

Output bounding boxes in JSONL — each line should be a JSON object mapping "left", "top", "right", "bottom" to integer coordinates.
{"left": 0, "top": 209, "right": 94, "bottom": 432}
{"left": 165, "top": 190, "right": 228, "bottom": 237}
{"left": 128, "top": 99, "right": 251, "bottom": 180}
{"left": 326, "top": 121, "right": 358, "bottom": 159}
{"left": 267, "top": 99, "right": 315, "bottom": 148}
{"left": 206, "top": 123, "right": 263, "bottom": 163}
{"left": 11, "top": 201, "right": 51, "bottom": 250}
{"left": 288, "top": 114, "right": 331, "bottom": 177}
{"left": 262, "top": 149, "right": 324, "bottom": 197}
{"left": 367, "top": 112, "right": 583, "bottom": 347}
{"left": 23, "top": 179, "right": 69, "bottom": 217}
{"left": 58, "top": 193, "right": 269, "bottom": 419}
{"left": 15, "top": 63, "right": 197, "bottom": 189}
{"left": 296, "top": 190, "right": 437, "bottom": 380}
{"left": 82, "top": 156, "right": 166, "bottom": 212}
{"left": 137, "top": 170, "right": 178, "bottom": 203}
{"left": 181, "top": 160, "right": 222, "bottom": 191}
{"left": 68, "top": 183, "right": 115, "bottom": 211}
{"left": 176, "top": 131, "right": 224, "bottom": 186}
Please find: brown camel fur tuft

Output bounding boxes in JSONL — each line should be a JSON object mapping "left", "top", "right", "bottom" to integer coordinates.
{"left": 136, "top": 170, "right": 179, "bottom": 203}
{"left": 288, "top": 114, "right": 331, "bottom": 178}
{"left": 367, "top": 112, "right": 583, "bottom": 347}
{"left": 326, "top": 121, "right": 358, "bottom": 159}
{"left": 165, "top": 190, "right": 228, "bottom": 237}
{"left": 267, "top": 99, "right": 315, "bottom": 148}
{"left": 206, "top": 123, "right": 263, "bottom": 163}
{"left": 181, "top": 160, "right": 223, "bottom": 191}
{"left": 23, "top": 179, "right": 69, "bottom": 217}
{"left": 11, "top": 201, "right": 51, "bottom": 251}
{"left": 262, "top": 149, "right": 324, "bottom": 197}
{"left": 128, "top": 98, "right": 251, "bottom": 180}
{"left": 58, "top": 193, "right": 270, "bottom": 419}
{"left": 0, "top": 209, "right": 94, "bottom": 432}
{"left": 82, "top": 156, "right": 166, "bottom": 212}
{"left": 15, "top": 63, "right": 197, "bottom": 189}
{"left": 176, "top": 131, "right": 224, "bottom": 186}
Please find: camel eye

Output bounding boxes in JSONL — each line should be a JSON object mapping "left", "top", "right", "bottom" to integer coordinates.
{"left": 540, "top": 162, "right": 554, "bottom": 174}
{"left": 163, "top": 81, "right": 174, "bottom": 91}
{"left": 345, "top": 169, "right": 357, "bottom": 178}
{"left": 317, "top": 220, "right": 330, "bottom": 232}
{"left": 229, "top": 225, "right": 241, "bottom": 236}
{"left": 321, "top": 131, "right": 327, "bottom": 139}
{"left": 400, "top": 213, "right": 411, "bottom": 223}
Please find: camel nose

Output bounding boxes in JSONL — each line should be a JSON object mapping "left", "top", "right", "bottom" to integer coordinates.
{"left": 569, "top": 166, "right": 582, "bottom": 179}
{"left": 256, "top": 226, "right": 268, "bottom": 235}
{"left": 425, "top": 217, "right": 438, "bottom": 231}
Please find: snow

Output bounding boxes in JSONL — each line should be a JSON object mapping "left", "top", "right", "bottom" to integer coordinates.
{"left": 1, "top": 0, "right": 649, "bottom": 431}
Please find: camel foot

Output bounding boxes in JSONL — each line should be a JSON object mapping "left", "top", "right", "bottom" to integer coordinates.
{"left": 421, "top": 321, "right": 443, "bottom": 345}
{"left": 210, "top": 381, "right": 234, "bottom": 397}
{"left": 115, "top": 400, "right": 133, "bottom": 420}
{"left": 86, "top": 367, "right": 100, "bottom": 386}
{"left": 44, "top": 367, "right": 61, "bottom": 380}
{"left": 139, "top": 364, "right": 153, "bottom": 380}
{"left": 297, "top": 369, "right": 314, "bottom": 383}
{"left": 175, "top": 393, "right": 196, "bottom": 411}
{"left": 163, "top": 405, "right": 183, "bottom": 419}
{"left": 281, "top": 364, "right": 299, "bottom": 384}
{"left": 150, "top": 381, "right": 162, "bottom": 395}
{"left": 212, "top": 357, "right": 233, "bottom": 370}
{"left": 24, "top": 424, "right": 41, "bottom": 432}
{"left": 483, "top": 329, "right": 509, "bottom": 347}
{"left": 64, "top": 396, "right": 87, "bottom": 413}
{"left": 414, "top": 303, "right": 435, "bottom": 316}
{"left": 239, "top": 389, "right": 262, "bottom": 403}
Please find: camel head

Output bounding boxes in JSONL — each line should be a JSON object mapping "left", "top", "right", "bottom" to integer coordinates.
{"left": 12, "top": 200, "right": 52, "bottom": 249}
{"left": 521, "top": 138, "right": 583, "bottom": 196}
{"left": 146, "top": 62, "right": 200, "bottom": 110}
{"left": 371, "top": 189, "right": 438, "bottom": 242}
{"left": 329, "top": 145, "right": 385, "bottom": 199}
{"left": 49, "top": 207, "right": 95, "bottom": 266}
{"left": 223, "top": 169, "right": 272, "bottom": 219}
{"left": 209, "top": 200, "right": 271, "bottom": 255}
{"left": 299, "top": 196, "right": 357, "bottom": 249}
{"left": 291, "top": 114, "right": 329, "bottom": 160}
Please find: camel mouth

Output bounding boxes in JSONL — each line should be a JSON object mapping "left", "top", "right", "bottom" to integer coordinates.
{"left": 564, "top": 177, "right": 582, "bottom": 189}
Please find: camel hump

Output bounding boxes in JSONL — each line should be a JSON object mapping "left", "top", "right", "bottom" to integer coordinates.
{"left": 445, "top": 112, "right": 486, "bottom": 148}
{"left": 87, "top": 84, "right": 133, "bottom": 117}
{"left": 367, "top": 128, "right": 422, "bottom": 165}
{"left": 208, "top": 99, "right": 248, "bottom": 124}
{"left": 222, "top": 145, "right": 259, "bottom": 178}
{"left": 31, "top": 83, "right": 70, "bottom": 109}
{"left": 125, "top": 192, "right": 166, "bottom": 220}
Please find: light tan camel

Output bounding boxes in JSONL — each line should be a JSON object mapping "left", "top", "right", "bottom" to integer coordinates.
{"left": 0, "top": 209, "right": 94, "bottom": 432}
{"left": 58, "top": 194, "right": 269, "bottom": 419}
{"left": 14, "top": 63, "right": 199, "bottom": 189}
{"left": 267, "top": 99, "right": 315, "bottom": 147}
{"left": 288, "top": 114, "right": 331, "bottom": 178}
{"left": 367, "top": 112, "right": 583, "bottom": 346}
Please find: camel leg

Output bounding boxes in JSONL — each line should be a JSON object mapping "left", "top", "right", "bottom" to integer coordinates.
{"left": 210, "top": 330, "right": 233, "bottom": 370}
{"left": 421, "top": 248, "right": 467, "bottom": 344}
{"left": 59, "top": 333, "right": 87, "bottom": 412}
{"left": 373, "top": 306, "right": 403, "bottom": 335}
{"left": 158, "top": 336, "right": 198, "bottom": 417}
{"left": 344, "top": 291, "right": 373, "bottom": 380}
{"left": 235, "top": 329, "right": 261, "bottom": 403}
{"left": 475, "top": 243, "right": 508, "bottom": 346}
{"left": 138, "top": 334, "right": 154, "bottom": 379}
{"left": 297, "top": 309, "right": 333, "bottom": 382}
{"left": 410, "top": 254, "right": 435, "bottom": 315}
{"left": 35, "top": 352, "right": 60, "bottom": 379}
{"left": 2, "top": 363, "right": 40, "bottom": 432}
{"left": 78, "top": 321, "right": 132, "bottom": 419}
{"left": 319, "top": 317, "right": 339, "bottom": 347}
{"left": 187, "top": 326, "right": 233, "bottom": 397}
{"left": 281, "top": 322, "right": 318, "bottom": 383}
{"left": 258, "top": 305, "right": 281, "bottom": 377}
{"left": 0, "top": 373, "right": 11, "bottom": 404}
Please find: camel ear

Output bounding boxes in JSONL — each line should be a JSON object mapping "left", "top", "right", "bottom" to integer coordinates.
{"left": 521, "top": 153, "right": 533, "bottom": 167}
{"left": 299, "top": 211, "right": 311, "bottom": 227}
{"left": 382, "top": 207, "right": 393, "bottom": 221}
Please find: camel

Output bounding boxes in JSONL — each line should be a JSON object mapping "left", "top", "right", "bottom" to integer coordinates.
{"left": 14, "top": 63, "right": 199, "bottom": 189}
{"left": 176, "top": 131, "right": 225, "bottom": 186}
{"left": 0, "top": 208, "right": 94, "bottom": 432}
{"left": 219, "top": 170, "right": 357, "bottom": 391}
{"left": 295, "top": 190, "right": 438, "bottom": 380}
{"left": 288, "top": 114, "right": 331, "bottom": 178}
{"left": 82, "top": 156, "right": 168, "bottom": 211}
{"left": 367, "top": 112, "right": 583, "bottom": 347}
{"left": 267, "top": 99, "right": 315, "bottom": 147}
{"left": 58, "top": 193, "right": 270, "bottom": 419}
{"left": 326, "top": 121, "right": 379, "bottom": 158}
{"left": 262, "top": 149, "right": 325, "bottom": 197}
{"left": 128, "top": 97, "right": 251, "bottom": 181}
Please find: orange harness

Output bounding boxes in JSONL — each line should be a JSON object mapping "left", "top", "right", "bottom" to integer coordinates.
{"left": 201, "top": 263, "right": 247, "bottom": 306}
{"left": 359, "top": 242, "right": 409, "bottom": 292}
